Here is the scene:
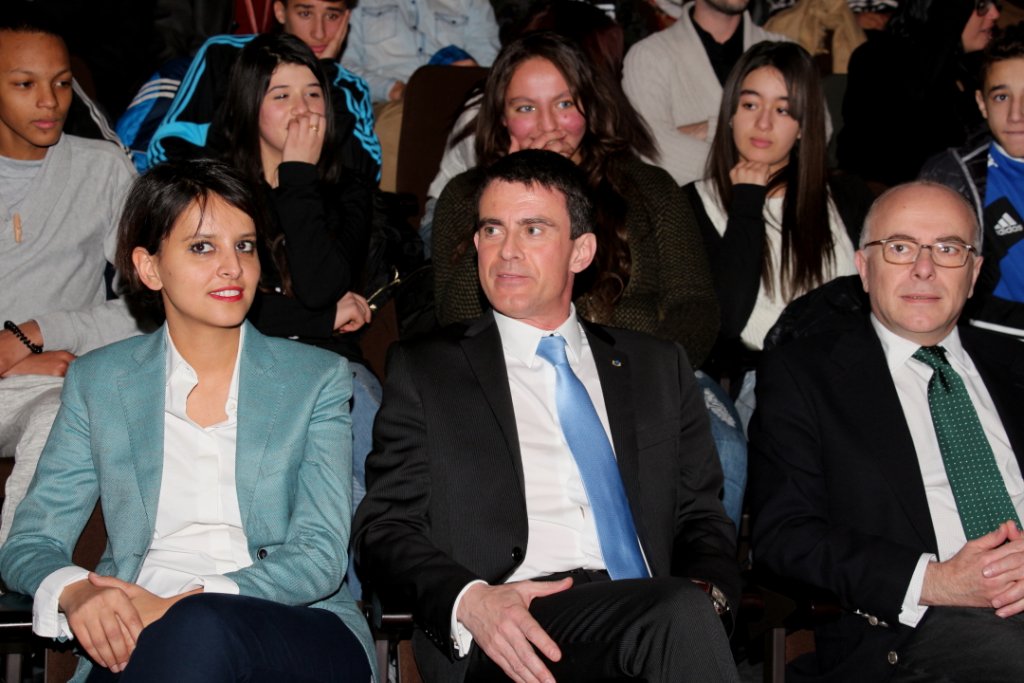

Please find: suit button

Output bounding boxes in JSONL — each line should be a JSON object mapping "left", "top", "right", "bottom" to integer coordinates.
{"left": 868, "top": 615, "right": 879, "bottom": 626}
{"left": 887, "top": 651, "right": 898, "bottom": 665}
{"left": 257, "top": 547, "right": 268, "bottom": 560}
{"left": 511, "top": 546, "right": 524, "bottom": 562}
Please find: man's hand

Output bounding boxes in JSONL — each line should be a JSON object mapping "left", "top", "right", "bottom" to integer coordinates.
{"left": 729, "top": 160, "right": 772, "bottom": 186}
{"left": 677, "top": 120, "right": 709, "bottom": 141}
{"left": 456, "top": 578, "right": 572, "bottom": 683}
{"left": 323, "top": 16, "right": 350, "bottom": 61}
{"left": 0, "top": 320, "right": 41, "bottom": 376}
{"left": 60, "top": 573, "right": 144, "bottom": 673}
{"left": 388, "top": 80, "right": 406, "bottom": 102}
{"left": 87, "top": 574, "right": 202, "bottom": 629}
{"left": 921, "top": 521, "right": 1024, "bottom": 615}
{"left": 282, "top": 112, "right": 325, "bottom": 167}
{"left": 2, "top": 350, "right": 76, "bottom": 378}
{"left": 334, "top": 291, "right": 372, "bottom": 333}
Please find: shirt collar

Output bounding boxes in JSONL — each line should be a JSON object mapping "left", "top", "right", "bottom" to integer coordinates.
{"left": 870, "top": 314, "right": 974, "bottom": 376}
{"left": 493, "top": 304, "right": 584, "bottom": 367}
{"left": 164, "top": 325, "right": 245, "bottom": 425}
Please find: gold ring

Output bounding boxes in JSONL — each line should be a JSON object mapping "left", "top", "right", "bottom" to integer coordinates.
{"left": 310, "top": 125, "right": 320, "bottom": 132}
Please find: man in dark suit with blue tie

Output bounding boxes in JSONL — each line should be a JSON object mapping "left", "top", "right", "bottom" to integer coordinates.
{"left": 354, "top": 150, "right": 740, "bottom": 683}
{"left": 750, "top": 181, "right": 1024, "bottom": 682}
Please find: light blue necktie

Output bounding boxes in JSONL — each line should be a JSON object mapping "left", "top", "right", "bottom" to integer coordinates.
{"left": 536, "top": 335, "right": 648, "bottom": 579}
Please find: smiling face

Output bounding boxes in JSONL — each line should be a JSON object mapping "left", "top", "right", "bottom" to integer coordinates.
{"left": 502, "top": 57, "right": 587, "bottom": 163}
{"left": 273, "top": 0, "right": 351, "bottom": 59}
{"left": 730, "top": 66, "right": 800, "bottom": 175}
{"left": 0, "top": 30, "right": 72, "bottom": 160}
{"left": 962, "top": 1, "right": 1000, "bottom": 54}
{"left": 855, "top": 184, "right": 982, "bottom": 347}
{"left": 132, "top": 194, "right": 260, "bottom": 337}
{"left": 258, "top": 62, "right": 325, "bottom": 163}
{"left": 474, "top": 179, "right": 595, "bottom": 330}
{"left": 977, "top": 57, "right": 1024, "bottom": 158}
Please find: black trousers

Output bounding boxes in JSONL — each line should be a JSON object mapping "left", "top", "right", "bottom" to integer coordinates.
{"left": 465, "top": 572, "right": 739, "bottom": 683}
{"left": 890, "top": 607, "right": 1024, "bottom": 683}
{"left": 85, "top": 593, "right": 371, "bottom": 683}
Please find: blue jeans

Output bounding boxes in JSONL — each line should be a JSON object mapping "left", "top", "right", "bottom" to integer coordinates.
{"left": 348, "top": 362, "right": 382, "bottom": 600}
{"left": 695, "top": 371, "right": 747, "bottom": 529}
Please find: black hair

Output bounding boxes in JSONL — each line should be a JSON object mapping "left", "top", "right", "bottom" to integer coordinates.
{"left": 116, "top": 160, "right": 270, "bottom": 320}
{"left": 474, "top": 149, "right": 594, "bottom": 239}
{"left": 980, "top": 21, "right": 1024, "bottom": 83}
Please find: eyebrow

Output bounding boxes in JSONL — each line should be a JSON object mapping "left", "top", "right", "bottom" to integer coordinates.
{"left": 182, "top": 231, "right": 258, "bottom": 241}
{"left": 476, "top": 216, "right": 557, "bottom": 228}
{"left": 266, "top": 82, "right": 322, "bottom": 91}
{"left": 739, "top": 88, "right": 788, "bottom": 100}
{"left": 8, "top": 66, "right": 72, "bottom": 77}
{"left": 877, "top": 232, "right": 970, "bottom": 243}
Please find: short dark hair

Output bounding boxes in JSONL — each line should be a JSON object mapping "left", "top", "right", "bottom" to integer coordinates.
{"left": 981, "top": 22, "right": 1024, "bottom": 83}
{"left": 0, "top": 4, "right": 67, "bottom": 40}
{"left": 275, "top": 0, "right": 358, "bottom": 15}
{"left": 116, "top": 160, "right": 270, "bottom": 317}
{"left": 474, "top": 149, "right": 594, "bottom": 239}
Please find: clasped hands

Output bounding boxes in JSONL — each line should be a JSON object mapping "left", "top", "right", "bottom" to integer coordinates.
{"left": 922, "top": 520, "right": 1024, "bottom": 617}
{"left": 59, "top": 573, "right": 201, "bottom": 673}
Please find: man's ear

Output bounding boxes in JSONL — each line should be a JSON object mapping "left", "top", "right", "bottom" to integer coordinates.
{"left": 976, "top": 89, "right": 989, "bottom": 120}
{"left": 569, "top": 233, "right": 597, "bottom": 274}
{"left": 273, "top": 0, "right": 288, "bottom": 26}
{"left": 132, "top": 247, "right": 163, "bottom": 292}
{"left": 854, "top": 249, "right": 870, "bottom": 293}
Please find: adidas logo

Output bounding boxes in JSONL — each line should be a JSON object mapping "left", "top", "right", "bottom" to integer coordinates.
{"left": 994, "top": 213, "right": 1023, "bottom": 237}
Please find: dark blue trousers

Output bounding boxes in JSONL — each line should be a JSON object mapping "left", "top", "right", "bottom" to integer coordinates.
{"left": 85, "top": 593, "right": 371, "bottom": 683}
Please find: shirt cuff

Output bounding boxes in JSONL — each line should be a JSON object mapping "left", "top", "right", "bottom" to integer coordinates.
{"left": 450, "top": 579, "right": 488, "bottom": 658}
{"left": 34, "top": 566, "right": 90, "bottom": 639}
{"left": 194, "top": 574, "right": 239, "bottom": 595}
{"left": 899, "top": 553, "right": 935, "bottom": 627}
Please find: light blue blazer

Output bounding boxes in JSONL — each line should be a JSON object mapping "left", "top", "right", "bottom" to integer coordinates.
{"left": 0, "top": 322, "right": 376, "bottom": 682}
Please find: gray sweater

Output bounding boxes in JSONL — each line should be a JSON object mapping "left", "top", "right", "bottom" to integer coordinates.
{"left": 1, "top": 135, "right": 139, "bottom": 355}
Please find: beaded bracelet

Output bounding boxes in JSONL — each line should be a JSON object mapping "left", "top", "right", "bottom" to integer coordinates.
{"left": 4, "top": 320, "right": 43, "bottom": 354}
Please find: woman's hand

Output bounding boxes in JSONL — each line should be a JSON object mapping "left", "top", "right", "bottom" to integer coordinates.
{"left": 87, "top": 574, "right": 202, "bottom": 629}
{"left": 282, "top": 112, "right": 325, "bottom": 166}
{"left": 59, "top": 573, "right": 144, "bottom": 673}
{"left": 508, "top": 130, "right": 573, "bottom": 158}
{"left": 334, "top": 291, "right": 372, "bottom": 333}
{"left": 729, "top": 160, "right": 772, "bottom": 187}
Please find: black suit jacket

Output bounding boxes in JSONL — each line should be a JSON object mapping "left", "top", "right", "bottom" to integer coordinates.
{"left": 354, "top": 313, "right": 738, "bottom": 683}
{"left": 749, "top": 319, "right": 1024, "bottom": 682}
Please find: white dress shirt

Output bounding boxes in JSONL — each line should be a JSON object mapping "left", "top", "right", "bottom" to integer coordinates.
{"left": 34, "top": 327, "right": 252, "bottom": 638}
{"left": 451, "top": 307, "right": 646, "bottom": 654}
{"left": 872, "top": 317, "right": 1024, "bottom": 626}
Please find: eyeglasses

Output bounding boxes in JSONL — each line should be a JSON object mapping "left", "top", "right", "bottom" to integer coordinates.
{"left": 976, "top": 0, "right": 1002, "bottom": 16}
{"left": 863, "top": 238, "right": 977, "bottom": 268}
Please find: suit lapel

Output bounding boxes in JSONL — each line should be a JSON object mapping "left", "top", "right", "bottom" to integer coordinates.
{"left": 832, "top": 323, "right": 938, "bottom": 551}
{"left": 235, "top": 324, "right": 284, "bottom": 526}
{"left": 585, "top": 325, "right": 654, "bottom": 563}
{"left": 119, "top": 330, "right": 168, "bottom": 531}
{"left": 962, "top": 328, "right": 1024, "bottom": 476}
{"left": 460, "top": 313, "right": 526, "bottom": 494}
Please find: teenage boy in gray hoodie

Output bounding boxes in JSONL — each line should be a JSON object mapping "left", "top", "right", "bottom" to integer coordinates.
{"left": 0, "top": 13, "right": 139, "bottom": 545}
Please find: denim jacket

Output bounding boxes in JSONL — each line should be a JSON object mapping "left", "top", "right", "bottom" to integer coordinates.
{"left": 341, "top": 0, "right": 499, "bottom": 101}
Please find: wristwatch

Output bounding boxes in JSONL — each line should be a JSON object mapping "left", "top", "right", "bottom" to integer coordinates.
{"left": 691, "top": 579, "right": 730, "bottom": 617}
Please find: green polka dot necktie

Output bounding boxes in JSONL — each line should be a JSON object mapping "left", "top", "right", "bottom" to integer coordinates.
{"left": 912, "top": 346, "right": 1021, "bottom": 539}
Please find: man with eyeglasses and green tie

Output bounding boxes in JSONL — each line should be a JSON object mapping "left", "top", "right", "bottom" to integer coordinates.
{"left": 749, "top": 181, "right": 1024, "bottom": 682}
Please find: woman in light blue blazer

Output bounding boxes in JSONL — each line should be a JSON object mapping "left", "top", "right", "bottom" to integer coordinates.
{"left": 0, "top": 161, "right": 376, "bottom": 683}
